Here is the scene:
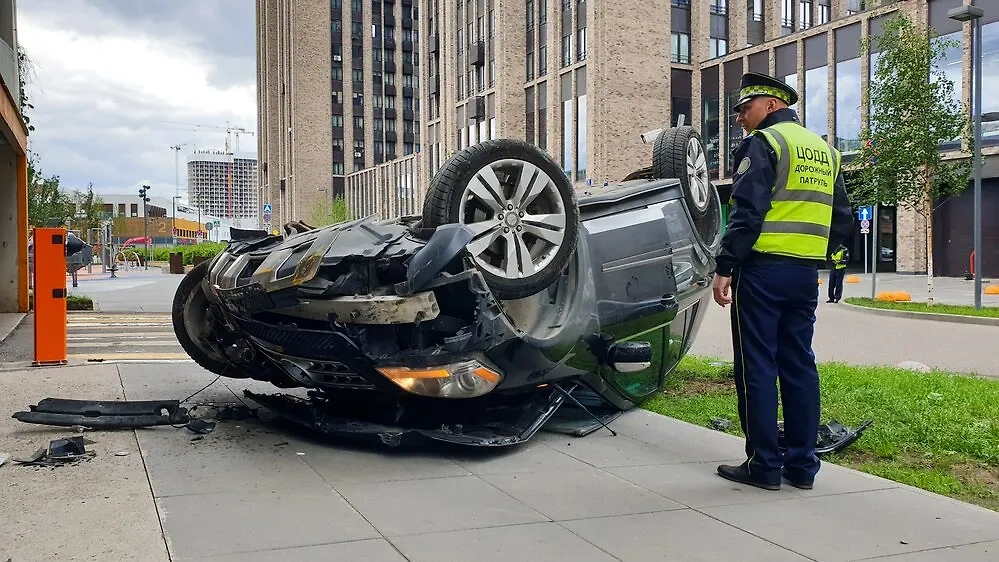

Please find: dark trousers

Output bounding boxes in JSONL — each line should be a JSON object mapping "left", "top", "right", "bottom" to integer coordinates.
{"left": 731, "top": 261, "right": 821, "bottom": 484}
{"left": 828, "top": 268, "right": 845, "bottom": 301}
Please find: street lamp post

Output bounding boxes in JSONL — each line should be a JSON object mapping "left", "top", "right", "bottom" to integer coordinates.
{"left": 948, "top": 3, "right": 985, "bottom": 309}
{"left": 172, "top": 195, "right": 182, "bottom": 245}
{"left": 139, "top": 185, "right": 151, "bottom": 270}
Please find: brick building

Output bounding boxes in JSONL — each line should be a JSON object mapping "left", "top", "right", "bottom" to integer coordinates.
{"left": 260, "top": 0, "right": 999, "bottom": 277}
{"left": 255, "top": 0, "right": 424, "bottom": 229}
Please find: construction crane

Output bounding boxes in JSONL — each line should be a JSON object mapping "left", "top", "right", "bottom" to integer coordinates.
{"left": 225, "top": 122, "right": 254, "bottom": 154}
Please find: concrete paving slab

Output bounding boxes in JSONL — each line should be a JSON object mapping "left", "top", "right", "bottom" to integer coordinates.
{"left": 481, "top": 466, "right": 685, "bottom": 521}
{"left": 184, "top": 539, "right": 410, "bottom": 561}
{"left": 293, "top": 437, "right": 472, "bottom": 485}
{"left": 562, "top": 509, "right": 811, "bottom": 561}
{"left": 860, "top": 539, "right": 999, "bottom": 561}
{"left": 446, "top": 439, "right": 596, "bottom": 475}
{"left": 118, "top": 362, "right": 230, "bottom": 402}
{"left": 336, "top": 474, "right": 549, "bottom": 537}
{"left": 700, "top": 487, "right": 999, "bottom": 562}
{"left": 0, "top": 363, "right": 169, "bottom": 562}
{"left": 136, "top": 423, "right": 333, "bottom": 498}
{"left": 390, "top": 522, "right": 618, "bottom": 562}
{"left": 608, "top": 460, "right": 897, "bottom": 509}
{"left": 536, "top": 431, "right": 706, "bottom": 467}
{"left": 156, "top": 488, "right": 380, "bottom": 560}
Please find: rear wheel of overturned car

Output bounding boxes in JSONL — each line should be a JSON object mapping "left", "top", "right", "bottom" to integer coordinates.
{"left": 653, "top": 126, "right": 714, "bottom": 220}
{"left": 422, "top": 139, "right": 580, "bottom": 300}
{"left": 172, "top": 259, "right": 240, "bottom": 378}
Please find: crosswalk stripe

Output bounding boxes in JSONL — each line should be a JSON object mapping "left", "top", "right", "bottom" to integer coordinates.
{"left": 69, "top": 352, "right": 193, "bottom": 360}
{"left": 68, "top": 332, "right": 176, "bottom": 340}
{"left": 66, "top": 340, "right": 180, "bottom": 348}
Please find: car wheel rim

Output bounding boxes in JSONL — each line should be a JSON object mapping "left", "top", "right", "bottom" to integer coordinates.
{"left": 457, "top": 158, "right": 566, "bottom": 280}
{"left": 686, "top": 137, "right": 710, "bottom": 210}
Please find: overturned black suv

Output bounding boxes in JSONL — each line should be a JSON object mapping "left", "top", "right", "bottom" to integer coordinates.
{"left": 172, "top": 125, "right": 723, "bottom": 447}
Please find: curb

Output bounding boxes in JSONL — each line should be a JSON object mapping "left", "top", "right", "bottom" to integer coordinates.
{"left": 842, "top": 301, "right": 999, "bottom": 327}
{"left": 0, "top": 312, "right": 27, "bottom": 345}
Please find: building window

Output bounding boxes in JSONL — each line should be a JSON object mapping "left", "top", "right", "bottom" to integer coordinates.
{"left": 671, "top": 32, "right": 690, "bottom": 64}
{"left": 709, "top": 0, "right": 727, "bottom": 15}
{"left": 782, "top": 0, "right": 793, "bottom": 31}
{"left": 561, "top": 34, "right": 571, "bottom": 67}
{"left": 332, "top": 115, "right": 344, "bottom": 127}
{"left": 818, "top": 4, "right": 829, "bottom": 24}
{"left": 799, "top": 1, "right": 812, "bottom": 29}
{"left": 354, "top": 116, "right": 365, "bottom": 129}
{"left": 709, "top": 38, "right": 727, "bottom": 58}
{"left": 577, "top": 27, "right": 586, "bottom": 61}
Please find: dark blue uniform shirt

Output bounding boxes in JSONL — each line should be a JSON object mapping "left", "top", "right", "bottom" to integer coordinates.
{"left": 715, "top": 108, "right": 854, "bottom": 277}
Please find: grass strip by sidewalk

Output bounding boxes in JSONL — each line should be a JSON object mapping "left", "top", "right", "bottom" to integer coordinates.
{"left": 844, "top": 297, "right": 999, "bottom": 318}
{"left": 642, "top": 356, "right": 999, "bottom": 511}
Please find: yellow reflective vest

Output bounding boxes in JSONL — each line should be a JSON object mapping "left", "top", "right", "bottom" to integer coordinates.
{"left": 748, "top": 121, "right": 841, "bottom": 261}
{"left": 831, "top": 248, "right": 847, "bottom": 269}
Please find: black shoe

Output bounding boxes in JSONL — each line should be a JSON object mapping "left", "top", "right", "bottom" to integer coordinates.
{"left": 717, "top": 464, "right": 780, "bottom": 491}
{"left": 781, "top": 469, "right": 814, "bottom": 490}
{"left": 826, "top": 299, "right": 835, "bottom": 303}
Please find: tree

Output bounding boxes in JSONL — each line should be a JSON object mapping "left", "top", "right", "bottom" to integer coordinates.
{"left": 308, "top": 195, "right": 353, "bottom": 226}
{"left": 854, "top": 12, "right": 972, "bottom": 305}
{"left": 18, "top": 45, "right": 35, "bottom": 132}
{"left": 69, "top": 183, "right": 107, "bottom": 238}
{"left": 26, "top": 155, "right": 71, "bottom": 227}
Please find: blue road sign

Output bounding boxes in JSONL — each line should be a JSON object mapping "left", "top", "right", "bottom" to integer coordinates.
{"left": 262, "top": 203, "right": 273, "bottom": 213}
{"left": 857, "top": 206, "right": 872, "bottom": 221}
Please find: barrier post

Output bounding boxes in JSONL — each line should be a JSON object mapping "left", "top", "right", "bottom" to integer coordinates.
{"left": 33, "top": 227, "right": 69, "bottom": 366}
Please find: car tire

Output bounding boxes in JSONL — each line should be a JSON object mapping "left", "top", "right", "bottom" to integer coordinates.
{"left": 421, "top": 139, "right": 580, "bottom": 300}
{"left": 652, "top": 126, "right": 714, "bottom": 220}
{"left": 172, "top": 259, "right": 239, "bottom": 377}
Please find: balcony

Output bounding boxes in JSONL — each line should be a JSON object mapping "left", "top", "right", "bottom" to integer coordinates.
{"left": 384, "top": 84, "right": 396, "bottom": 96}
{"left": 429, "top": 34, "right": 439, "bottom": 54}
{"left": 467, "top": 96, "right": 485, "bottom": 120}
{"left": 402, "top": 39, "right": 414, "bottom": 51}
{"left": 468, "top": 41, "right": 485, "bottom": 67}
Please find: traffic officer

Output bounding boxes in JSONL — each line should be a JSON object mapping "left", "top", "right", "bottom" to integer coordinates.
{"left": 827, "top": 244, "right": 850, "bottom": 303}
{"left": 711, "top": 72, "right": 854, "bottom": 491}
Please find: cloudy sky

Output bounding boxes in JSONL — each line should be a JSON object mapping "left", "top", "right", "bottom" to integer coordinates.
{"left": 18, "top": 0, "right": 257, "bottom": 201}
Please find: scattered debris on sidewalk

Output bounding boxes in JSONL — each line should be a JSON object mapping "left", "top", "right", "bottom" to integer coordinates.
{"left": 11, "top": 397, "right": 191, "bottom": 428}
{"left": 13, "top": 436, "right": 97, "bottom": 468}
{"left": 779, "top": 418, "right": 875, "bottom": 456}
{"left": 710, "top": 417, "right": 733, "bottom": 431}
{"left": 707, "top": 416, "right": 875, "bottom": 457}
{"left": 185, "top": 418, "right": 216, "bottom": 435}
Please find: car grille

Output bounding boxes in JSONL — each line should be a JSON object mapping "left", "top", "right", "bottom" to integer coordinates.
{"left": 236, "top": 317, "right": 351, "bottom": 355}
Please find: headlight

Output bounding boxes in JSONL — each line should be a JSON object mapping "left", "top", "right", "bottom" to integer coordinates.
{"left": 376, "top": 360, "right": 502, "bottom": 398}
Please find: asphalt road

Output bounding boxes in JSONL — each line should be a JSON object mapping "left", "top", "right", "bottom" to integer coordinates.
{"left": 689, "top": 297, "right": 999, "bottom": 378}
{"left": 3, "top": 268, "right": 995, "bottom": 376}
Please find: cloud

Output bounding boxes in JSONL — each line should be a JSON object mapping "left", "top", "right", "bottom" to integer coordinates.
{"left": 17, "top": 0, "right": 257, "bottom": 200}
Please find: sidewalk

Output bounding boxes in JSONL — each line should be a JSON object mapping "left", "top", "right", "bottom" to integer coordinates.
{"left": 1, "top": 362, "right": 997, "bottom": 561}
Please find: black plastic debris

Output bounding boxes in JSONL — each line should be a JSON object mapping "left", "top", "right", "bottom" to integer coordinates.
{"left": 185, "top": 419, "right": 217, "bottom": 435}
{"left": 710, "top": 417, "right": 733, "bottom": 432}
{"left": 216, "top": 404, "right": 256, "bottom": 421}
{"left": 778, "top": 418, "right": 875, "bottom": 456}
{"left": 14, "top": 436, "right": 96, "bottom": 467}
{"left": 12, "top": 398, "right": 191, "bottom": 429}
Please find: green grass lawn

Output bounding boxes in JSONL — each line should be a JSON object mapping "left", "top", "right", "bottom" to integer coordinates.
{"left": 845, "top": 297, "right": 999, "bottom": 318}
{"left": 643, "top": 356, "right": 999, "bottom": 511}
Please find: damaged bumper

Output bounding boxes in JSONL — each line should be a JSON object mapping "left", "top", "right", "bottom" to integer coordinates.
{"left": 198, "top": 218, "right": 547, "bottom": 400}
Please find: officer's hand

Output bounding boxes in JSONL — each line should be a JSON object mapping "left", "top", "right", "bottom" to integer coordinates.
{"left": 712, "top": 274, "right": 732, "bottom": 307}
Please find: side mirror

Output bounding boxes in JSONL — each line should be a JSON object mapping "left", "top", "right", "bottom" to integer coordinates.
{"left": 609, "top": 341, "right": 653, "bottom": 373}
